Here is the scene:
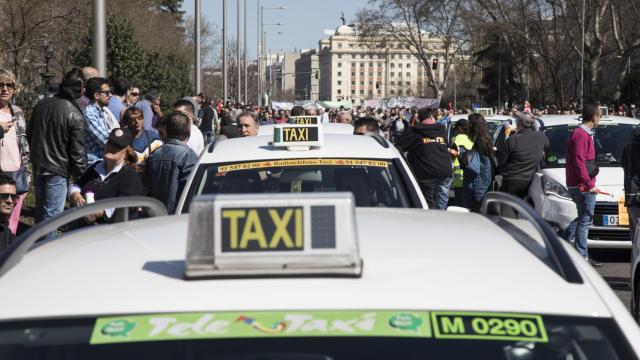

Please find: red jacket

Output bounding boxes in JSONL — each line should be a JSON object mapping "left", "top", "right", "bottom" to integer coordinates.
{"left": 565, "top": 125, "right": 596, "bottom": 190}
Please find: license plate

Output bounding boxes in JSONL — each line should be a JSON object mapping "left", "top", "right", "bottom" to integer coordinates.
{"left": 603, "top": 214, "right": 619, "bottom": 226}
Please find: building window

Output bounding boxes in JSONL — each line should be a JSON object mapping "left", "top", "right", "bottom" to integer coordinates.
{"left": 360, "top": 90, "right": 364, "bottom": 94}
{"left": 390, "top": 63, "right": 395, "bottom": 68}
{"left": 406, "top": 72, "right": 411, "bottom": 77}
{"left": 338, "top": 54, "right": 342, "bottom": 59}
{"left": 390, "top": 81, "right": 395, "bottom": 85}
{"left": 368, "top": 90, "right": 373, "bottom": 95}
{"left": 338, "top": 72, "right": 342, "bottom": 76}
{"left": 406, "top": 63, "right": 410, "bottom": 68}
{"left": 338, "top": 43, "right": 342, "bottom": 48}
{"left": 369, "top": 72, "right": 373, "bottom": 76}
{"left": 368, "top": 81, "right": 373, "bottom": 85}
{"left": 390, "top": 90, "right": 395, "bottom": 95}
{"left": 377, "top": 90, "right": 382, "bottom": 95}
{"left": 406, "top": 81, "right": 410, "bottom": 86}
{"left": 360, "top": 72, "right": 364, "bottom": 76}
{"left": 337, "top": 89, "right": 342, "bottom": 94}
{"left": 351, "top": 90, "right": 356, "bottom": 95}
{"left": 369, "top": 62, "right": 373, "bottom": 67}
{"left": 390, "top": 72, "right": 395, "bottom": 77}
{"left": 405, "top": 54, "right": 410, "bottom": 59}
{"left": 352, "top": 81, "right": 356, "bottom": 86}
{"left": 360, "top": 54, "right": 364, "bottom": 59}
{"left": 398, "top": 63, "right": 402, "bottom": 68}
{"left": 337, "top": 80, "right": 342, "bottom": 85}
{"left": 338, "top": 63, "right": 342, "bottom": 68}
{"left": 391, "top": 54, "right": 395, "bottom": 59}
{"left": 351, "top": 72, "right": 356, "bottom": 76}
{"left": 351, "top": 54, "right": 356, "bottom": 59}
{"left": 398, "top": 90, "right": 403, "bottom": 95}
{"left": 360, "top": 81, "right": 364, "bottom": 85}
{"left": 377, "top": 71, "right": 382, "bottom": 76}
{"left": 349, "top": 43, "right": 354, "bottom": 48}
{"left": 360, "top": 63, "right": 364, "bottom": 68}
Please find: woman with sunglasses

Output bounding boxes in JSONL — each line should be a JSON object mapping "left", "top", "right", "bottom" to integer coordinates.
{"left": 126, "top": 86, "right": 140, "bottom": 106}
{"left": 69, "top": 128, "right": 146, "bottom": 224}
{"left": 0, "top": 69, "right": 29, "bottom": 235}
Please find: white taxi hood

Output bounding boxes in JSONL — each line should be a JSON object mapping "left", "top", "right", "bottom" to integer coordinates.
{"left": 540, "top": 167, "right": 624, "bottom": 201}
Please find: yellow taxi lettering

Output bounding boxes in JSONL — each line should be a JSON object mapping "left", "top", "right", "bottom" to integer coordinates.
{"left": 283, "top": 128, "right": 309, "bottom": 142}
{"left": 239, "top": 210, "right": 268, "bottom": 249}
{"left": 222, "top": 210, "right": 246, "bottom": 249}
{"left": 269, "top": 209, "right": 295, "bottom": 248}
{"left": 441, "top": 316, "right": 465, "bottom": 334}
{"left": 295, "top": 208, "right": 303, "bottom": 247}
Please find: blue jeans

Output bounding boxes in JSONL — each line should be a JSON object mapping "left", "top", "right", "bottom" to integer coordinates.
{"left": 563, "top": 187, "right": 596, "bottom": 257}
{"left": 34, "top": 174, "right": 68, "bottom": 224}
{"left": 419, "top": 177, "right": 452, "bottom": 210}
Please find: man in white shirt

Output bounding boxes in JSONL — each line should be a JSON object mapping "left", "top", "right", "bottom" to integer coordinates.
{"left": 173, "top": 99, "right": 204, "bottom": 155}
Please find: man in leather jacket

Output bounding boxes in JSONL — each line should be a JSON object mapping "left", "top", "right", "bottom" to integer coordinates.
{"left": 27, "top": 68, "right": 86, "bottom": 223}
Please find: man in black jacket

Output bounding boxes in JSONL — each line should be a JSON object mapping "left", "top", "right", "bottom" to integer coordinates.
{"left": 28, "top": 68, "right": 86, "bottom": 223}
{"left": 497, "top": 112, "right": 549, "bottom": 198}
{"left": 396, "top": 108, "right": 453, "bottom": 209}
{"left": 0, "top": 173, "right": 17, "bottom": 252}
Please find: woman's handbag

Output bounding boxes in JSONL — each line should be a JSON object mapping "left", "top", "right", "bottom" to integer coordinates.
{"left": 5, "top": 166, "right": 29, "bottom": 194}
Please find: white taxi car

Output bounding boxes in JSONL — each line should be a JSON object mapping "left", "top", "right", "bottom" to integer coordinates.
{"left": 447, "top": 108, "right": 515, "bottom": 144}
{"left": 0, "top": 192, "right": 639, "bottom": 358}
{"left": 527, "top": 114, "right": 639, "bottom": 248}
{"left": 177, "top": 120, "right": 427, "bottom": 213}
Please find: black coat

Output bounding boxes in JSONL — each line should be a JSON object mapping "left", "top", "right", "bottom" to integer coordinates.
{"left": 28, "top": 95, "right": 86, "bottom": 179}
{"left": 396, "top": 123, "right": 453, "bottom": 179}
{"left": 76, "top": 161, "right": 146, "bottom": 201}
{"left": 0, "top": 217, "right": 14, "bottom": 253}
{"left": 497, "top": 128, "right": 549, "bottom": 181}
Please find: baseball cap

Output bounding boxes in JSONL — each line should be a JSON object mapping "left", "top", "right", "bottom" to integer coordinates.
{"left": 107, "top": 128, "right": 133, "bottom": 150}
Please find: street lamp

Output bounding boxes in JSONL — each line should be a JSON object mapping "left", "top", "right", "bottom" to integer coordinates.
{"left": 258, "top": 3, "right": 285, "bottom": 106}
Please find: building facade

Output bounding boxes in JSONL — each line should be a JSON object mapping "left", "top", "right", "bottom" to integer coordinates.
{"left": 294, "top": 49, "right": 320, "bottom": 101}
{"left": 265, "top": 52, "right": 301, "bottom": 101}
{"left": 318, "top": 24, "right": 448, "bottom": 103}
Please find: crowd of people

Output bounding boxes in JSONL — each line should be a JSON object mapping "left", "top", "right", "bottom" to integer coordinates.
{"left": 0, "top": 66, "right": 638, "bottom": 267}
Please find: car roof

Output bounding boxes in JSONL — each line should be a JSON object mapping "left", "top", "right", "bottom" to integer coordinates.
{"left": 539, "top": 115, "right": 640, "bottom": 127}
{"left": 202, "top": 133, "right": 400, "bottom": 164}
{"left": 258, "top": 123, "right": 354, "bottom": 136}
{"left": 450, "top": 114, "right": 515, "bottom": 123}
{"left": 0, "top": 209, "right": 612, "bottom": 322}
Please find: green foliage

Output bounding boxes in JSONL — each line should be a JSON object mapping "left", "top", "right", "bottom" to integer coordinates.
{"left": 71, "top": 15, "right": 192, "bottom": 108}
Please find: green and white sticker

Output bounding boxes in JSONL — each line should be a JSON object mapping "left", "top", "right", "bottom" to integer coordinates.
{"left": 90, "top": 310, "right": 432, "bottom": 344}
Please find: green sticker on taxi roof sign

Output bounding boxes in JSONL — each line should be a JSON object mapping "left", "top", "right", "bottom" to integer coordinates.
{"left": 431, "top": 312, "right": 548, "bottom": 342}
{"left": 90, "top": 311, "right": 432, "bottom": 344}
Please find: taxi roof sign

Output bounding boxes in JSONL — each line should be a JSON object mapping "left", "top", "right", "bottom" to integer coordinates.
{"left": 185, "top": 193, "right": 362, "bottom": 278}
{"left": 474, "top": 108, "right": 494, "bottom": 117}
{"left": 289, "top": 115, "right": 320, "bottom": 125}
{"left": 272, "top": 123, "right": 323, "bottom": 150}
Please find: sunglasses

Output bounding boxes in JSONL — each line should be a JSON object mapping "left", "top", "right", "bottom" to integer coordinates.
{"left": 0, "top": 83, "right": 15, "bottom": 90}
{"left": 131, "top": 92, "right": 140, "bottom": 96}
{"left": 0, "top": 193, "right": 18, "bottom": 201}
{"left": 101, "top": 89, "right": 112, "bottom": 95}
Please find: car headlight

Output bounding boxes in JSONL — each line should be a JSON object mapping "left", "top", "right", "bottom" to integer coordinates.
{"left": 541, "top": 175, "right": 571, "bottom": 199}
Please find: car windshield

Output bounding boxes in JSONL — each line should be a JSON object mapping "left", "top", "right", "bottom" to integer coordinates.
{"left": 182, "top": 158, "right": 413, "bottom": 212}
{"left": 543, "top": 123, "right": 635, "bottom": 168}
{"left": 0, "top": 313, "right": 633, "bottom": 359}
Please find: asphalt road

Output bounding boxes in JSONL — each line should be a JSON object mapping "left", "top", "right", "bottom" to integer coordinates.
{"left": 591, "top": 249, "right": 632, "bottom": 310}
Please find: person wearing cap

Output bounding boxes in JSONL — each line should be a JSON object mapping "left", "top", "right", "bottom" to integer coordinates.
{"left": 496, "top": 111, "right": 549, "bottom": 199}
{"left": 69, "top": 128, "right": 145, "bottom": 223}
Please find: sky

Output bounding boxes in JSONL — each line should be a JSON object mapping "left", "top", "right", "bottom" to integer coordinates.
{"left": 180, "top": 0, "right": 370, "bottom": 59}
